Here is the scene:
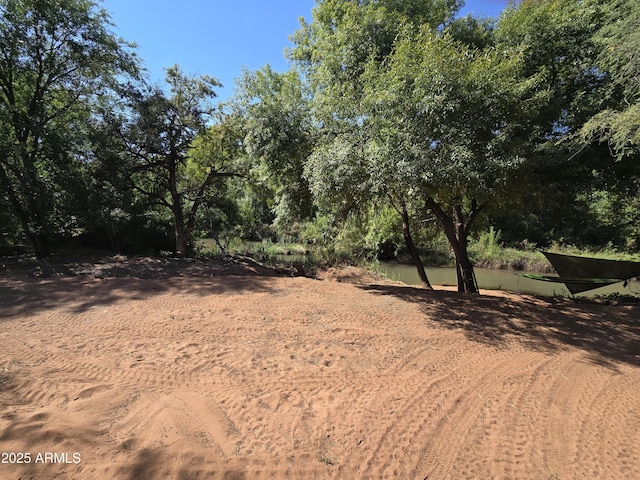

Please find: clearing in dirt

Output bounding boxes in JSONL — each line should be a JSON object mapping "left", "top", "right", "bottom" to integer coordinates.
{"left": 1, "top": 256, "right": 639, "bottom": 479}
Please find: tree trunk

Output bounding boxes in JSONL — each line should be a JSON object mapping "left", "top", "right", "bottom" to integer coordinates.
{"left": 168, "top": 156, "right": 188, "bottom": 258}
{"left": 171, "top": 194, "right": 188, "bottom": 258}
{"left": 399, "top": 198, "right": 432, "bottom": 289}
{"left": 174, "top": 217, "right": 187, "bottom": 258}
{"left": 31, "top": 232, "right": 50, "bottom": 260}
{"left": 0, "top": 164, "right": 49, "bottom": 258}
{"left": 426, "top": 198, "right": 479, "bottom": 294}
{"left": 452, "top": 242, "right": 478, "bottom": 294}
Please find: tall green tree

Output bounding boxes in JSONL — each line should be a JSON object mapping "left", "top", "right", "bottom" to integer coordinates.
{"left": 0, "top": 0, "right": 139, "bottom": 258}
{"left": 233, "top": 66, "right": 316, "bottom": 230}
{"left": 114, "top": 66, "right": 243, "bottom": 257}
{"left": 292, "top": 0, "right": 544, "bottom": 292}
{"left": 361, "top": 27, "right": 539, "bottom": 292}
{"left": 291, "top": 0, "right": 464, "bottom": 289}
{"left": 491, "top": 0, "right": 640, "bottom": 251}
{"left": 579, "top": 0, "right": 640, "bottom": 250}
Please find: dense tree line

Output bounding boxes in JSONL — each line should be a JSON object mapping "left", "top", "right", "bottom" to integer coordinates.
{"left": 1, "top": 0, "right": 639, "bottom": 292}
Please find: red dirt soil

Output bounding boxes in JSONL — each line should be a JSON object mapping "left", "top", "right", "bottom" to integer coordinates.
{"left": 1, "top": 255, "right": 639, "bottom": 479}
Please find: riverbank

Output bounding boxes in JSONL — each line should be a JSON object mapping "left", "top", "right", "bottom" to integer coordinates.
{"left": 1, "top": 255, "right": 639, "bottom": 479}
{"left": 200, "top": 236, "right": 640, "bottom": 272}
{"left": 196, "top": 238, "right": 640, "bottom": 299}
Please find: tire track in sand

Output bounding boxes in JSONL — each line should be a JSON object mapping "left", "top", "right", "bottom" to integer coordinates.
{"left": 356, "top": 342, "right": 537, "bottom": 479}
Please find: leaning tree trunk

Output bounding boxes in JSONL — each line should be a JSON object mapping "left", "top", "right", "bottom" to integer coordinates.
{"left": 450, "top": 240, "right": 478, "bottom": 294}
{"left": 426, "top": 198, "right": 481, "bottom": 294}
{"left": 398, "top": 198, "right": 432, "bottom": 289}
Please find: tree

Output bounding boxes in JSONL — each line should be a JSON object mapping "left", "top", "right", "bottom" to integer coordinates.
{"left": 492, "top": 0, "right": 640, "bottom": 251}
{"left": 115, "top": 66, "right": 243, "bottom": 257}
{"left": 292, "top": 0, "right": 544, "bottom": 292}
{"left": 290, "top": 0, "right": 466, "bottom": 289}
{"left": 233, "top": 66, "right": 316, "bottom": 231}
{"left": 0, "top": 0, "right": 139, "bottom": 258}
{"left": 363, "top": 26, "right": 544, "bottom": 292}
{"left": 579, "top": 0, "right": 640, "bottom": 250}
{"left": 580, "top": 0, "right": 640, "bottom": 160}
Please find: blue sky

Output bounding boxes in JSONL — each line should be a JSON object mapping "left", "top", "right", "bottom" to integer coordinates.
{"left": 104, "top": 0, "right": 511, "bottom": 101}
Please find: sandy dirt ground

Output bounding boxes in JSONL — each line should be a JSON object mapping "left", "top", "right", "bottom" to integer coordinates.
{"left": 1, "top": 254, "right": 639, "bottom": 479}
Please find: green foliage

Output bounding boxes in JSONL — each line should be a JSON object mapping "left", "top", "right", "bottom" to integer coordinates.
{"left": 2, "top": 0, "right": 638, "bottom": 271}
{"left": 363, "top": 26, "right": 543, "bottom": 204}
{"left": 467, "top": 236, "right": 549, "bottom": 272}
{"left": 579, "top": 0, "right": 640, "bottom": 159}
{"left": 279, "top": 207, "right": 403, "bottom": 262}
{"left": 491, "top": 0, "right": 640, "bottom": 254}
{"left": 99, "top": 66, "right": 247, "bottom": 257}
{"left": 582, "top": 105, "right": 640, "bottom": 160}
{"left": 289, "top": 0, "right": 553, "bottom": 291}
{"left": 289, "top": 0, "right": 462, "bottom": 126}
{"left": 0, "top": 0, "right": 139, "bottom": 257}
{"left": 363, "top": 206, "right": 403, "bottom": 259}
{"left": 298, "top": 214, "right": 334, "bottom": 246}
{"left": 495, "top": 0, "right": 607, "bottom": 164}
{"left": 476, "top": 227, "right": 503, "bottom": 256}
{"left": 0, "top": 192, "right": 22, "bottom": 251}
{"left": 580, "top": 189, "right": 640, "bottom": 251}
{"left": 233, "top": 66, "right": 315, "bottom": 230}
{"left": 446, "top": 14, "right": 495, "bottom": 49}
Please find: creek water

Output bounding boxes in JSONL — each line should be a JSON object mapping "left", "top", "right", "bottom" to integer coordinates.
{"left": 199, "top": 239, "right": 639, "bottom": 298}
{"left": 378, "top": 262, "right": 640, "bottom": 298}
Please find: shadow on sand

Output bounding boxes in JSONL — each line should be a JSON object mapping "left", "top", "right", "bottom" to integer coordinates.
{"left": 359, "top": 283, "right": 640, "bottom": 370}
{"left": 120, "top": 447, "right": 247, "bottom": 480}
{"left": 0, "top": 254, "right": 286, "bottom": 321}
